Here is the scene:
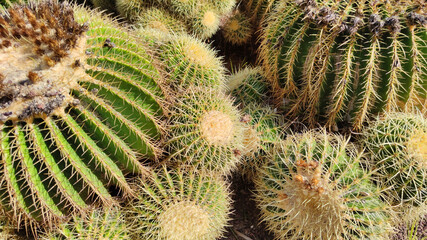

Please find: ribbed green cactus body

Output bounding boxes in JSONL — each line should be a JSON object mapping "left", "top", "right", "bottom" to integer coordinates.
{"left": 362, "top": 112, "right": 426, "bottom": 205}
{"left": 255, "top": 131, "right": 390, "bottom": 239}
{"left": 244, "top": 0, "right": 277, "bottom": 25}
{"left": 42, "top": 208, "right": 129, "bottom": 240}
{"left": 135, "top": 7, "right": 187, "bottom": 35}
{"left": 165, "top": 87, "right": 244, "bottom": 175}
{"left": 226, "top": 66, "right": 270, "bottom": 107}
{"left": 0, "top": 2, "right": 166, "bottom": 227}
{"left": 222, "top": 11, "right": 253, "bottom": 45}
{"left": 126, "top": 166, "right": 231, "bottom": 240}
{"left": 260, "top": 0, "right": 426, "bottom": 130}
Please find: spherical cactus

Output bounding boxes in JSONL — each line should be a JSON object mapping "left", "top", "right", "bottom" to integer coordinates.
{"left": 160, "top": 34, "right": 226, "bottom": 90}
{"left": 222, "top": 10, "right": 253, "bottom": 45}
{"left": 205, "top": 0, "right": 236, "bottom": 15}
{"left": 135, "top": 7, "right": 187, "bottom": 35}
{"left": 125, "top": 166, "right": 232, "bottom": 240}
{"left": 226, "top": 66, "right": 270, "bottom": 107}
{"left": 0, "top": 0, "right": 166, "bottom": 228}
{"left": 115, "top": 0, "right": 147, "bottom": 22}
{"left": 238, "top": 103, "right": 283, "bottom": 180}
{"left": 255, "top": 130, "right": 391, "bottom": 240}
{"left": 362, "top": 112, "right": 426, "bottom": 205}
{"left": 165, "top": 87, "right": 244, "bottom": 175}
{"left": 259, "top": 0, "right": 426, "bottom": 130}
{"left": 41, "top": 207, "right": 129, "bottom": 240}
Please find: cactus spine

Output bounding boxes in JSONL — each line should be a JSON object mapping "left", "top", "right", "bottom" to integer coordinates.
{"left": 126, "top": 166, "right": 232, "bottom": 240}
{"left": 362, "top": 112, "right": 426, "bottom": 205}
{"left": 255, "top": 131, "right": 391, "bottom": 239}
{"left": 165, "top": 87, "right": 244, "bottom": 175}
{"left": 259, "top": 0, "right": 426, "bottom": 130}
{"left": 222, "top": 10, "right": 253, "bottom": 45}
{"left": 0, "top": 0, "right": 166, "bottom": 228}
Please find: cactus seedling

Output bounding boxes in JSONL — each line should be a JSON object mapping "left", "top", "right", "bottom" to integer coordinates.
{"left": 41, "top": 207, "right": 129, "bottom": 240}
{"left": 165, "top": 87, "right": 244, "bottom": 175}
{"left": 126, "top": 166, "right": 232, "bottom": 240}
{"left": 160, "top": 34, "right": 226, "bottom": 90}
{"left": 255, "top": 131, "right": 391, "bottom": 239}
{"left": 0, "top": 0, "right": 166, "bottom": 228}
{"left": 362, "top": 112, "right": 426, "bottom": 205}
{"left": 222, "top": 10, "right": 253, "bottom": 45}
{"left": 226, "top": 66, "right": 270, "bottom": 107}
{"left": 259, "top": 0, "right": 426, "bottom": 130}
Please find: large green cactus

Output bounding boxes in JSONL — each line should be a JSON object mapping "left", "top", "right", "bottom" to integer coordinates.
{"left": 0, "top": 0, "right": 166, "bottom": 227}
{"left": 259, "top": 0, "right": 426, "bottom": 130}
{"left": 255, "top": 131, "right": 391, "bottom": 239}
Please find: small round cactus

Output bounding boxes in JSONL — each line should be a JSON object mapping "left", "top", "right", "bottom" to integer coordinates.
{"left": 255, "top": 131, "right": 391, "bottom": 239}
{"left": 226, "top": 66, "right": 270, "bottom": 107}
{"left": 362, "top": 112, "right": 426, "bottom": 205}
{"left": 160, "top": 34, "right": 226, "bottom": 90}
{"left": 41, "top": 207, "right": 129, "bottom": 240}
{"left": 238, "top": 103, "right": 283, "bottom": 180}
{"left": 126, "top": 166, "right": 232, "bottom": 240}
{"left": 222, "top": 10, "right": 252, "bottom": 45}
{"left": 0, "top": 0, "right": 166, "bottom": 228}
{"left": 165, "top": 87, "right": 244, "bottom": 175}
{"left": 135, "top": 7, "right": 186, "bottom": 35}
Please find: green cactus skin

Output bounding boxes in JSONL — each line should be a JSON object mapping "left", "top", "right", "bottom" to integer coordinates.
{"left": 90, "top": 0, "right": 116, "bottom": 13}
{"left": 165, "top": 87, "right": 244, "bottom": 175}
{"left": 0, "top": 0, "right": 166, "bottom": 228}
{"left": 160, "top": 34, "right": 226, "bottom": 90}
{"left": 259, "top": 0, "right": 426, "bottom": 130}
{"left": 226, "top": 66, "right": 270, "bottom": 107}
{"left": 255, "top": 131, "right": 391, "bottom": 240}
{"left": 238, "top": 103, "right": 283, "bottom": 180}
{"left": 135, "top": 7, "right": 187, "bottom": 35}
{"left": 362, "top": 112, "right": 426, "bottom": 205}
{"left": 125, "top": 166, "right": 231, "bottom": 240}
{"left": 41, "top": 207, "right": 129, "bottom": 240}
{"left": 222, "top": 10, "right": 253, "bottom": 45}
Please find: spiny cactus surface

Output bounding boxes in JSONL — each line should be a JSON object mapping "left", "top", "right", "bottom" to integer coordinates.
{"left": 222, "top": 10, "right": 253, "bottom": 45}
{"left": 259, "top": 0, "right": 426, "bottom": 130}
{"left": 126, "top": 166, "right": 231, "bottom": 240}
{"left": 0, "top": 0, "right": 166, "bottom": 228}
{"left": 362, "top": 112, "right": 426, "bottom": 205}
{"left": 255, "top": 131, "right": 391, "bottom": 239}
{"left": 165, "top": 87, "right": 244, "bottom": 175}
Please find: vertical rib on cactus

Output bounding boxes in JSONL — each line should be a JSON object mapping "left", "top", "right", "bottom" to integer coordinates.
{"left": 259, "top": 0, "right": 426, "bottom": 130}
{"left": 0, "top": 0, "right": 167, "bottom": 229}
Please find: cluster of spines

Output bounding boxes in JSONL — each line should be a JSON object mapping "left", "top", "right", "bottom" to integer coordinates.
{"left": 259, "top": 0, "right": 426, "bottom": 130}
{"left": 125, "top": 166, "right": 231, "bottom": 240}
{"left": 0, "top": 0, "right": 167, "bottom": 230}
{"left": 222, "top": 10, "right": 253, "bottom": 45}
{"left": 255, "top": 130, "right": 391, "bottom": 239}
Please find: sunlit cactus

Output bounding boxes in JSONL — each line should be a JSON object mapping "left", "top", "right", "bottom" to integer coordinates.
{"left": 362, "top": 112, "right": 426, "bottom": 205}
{"left": 222, "top": 10, "right": 253, "bottom": 45}
{"left": 165, "top": 87, "right": 244, "bottom": 175}
{"left": 255, "top": 130, "right": 391, "bottom": 239}
{"left": 125, "top": 166, "right": 232, "bottom": 240}
{"left": 0, "top": 0, "right": 167, "bottom": 229}
{"left": 238, "top": 103, "right": 283, "bottom": 180}
{"left": 41, "top": 207, "right": 129, "bottom": 240}
{"left": 135, "top": 7, "right": 186, "bottom": 35}
{"left": 259, "top": 0, "right": 426, "bottom": 130}
{"left": 160, "top": 34, "right": 226, "bottom": 90}
{"left": 226, "top": 66, "right": 270, "bottom": 107}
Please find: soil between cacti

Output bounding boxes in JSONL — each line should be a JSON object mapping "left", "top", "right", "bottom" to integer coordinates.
{"left": 220, "top": 174, "right": 274, "bottom": 240}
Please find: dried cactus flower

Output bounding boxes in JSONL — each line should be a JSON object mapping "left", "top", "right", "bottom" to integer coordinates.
{"left": 165, "top": 87, "right": 244, "bottom": 175}
{"left": 126, "top": 166, "right": 232, "bottom": 240}
{"left": 0, "top": 0, "right": 167, "bottom": 229}
{"left": 259, "top": 0, "right": 426, "bottom": 130}
{"left": 255, "top": 130, "right": 391, "bottom": 239}
{"left": 362, "top": 112, "right": 426, "bottom": 205}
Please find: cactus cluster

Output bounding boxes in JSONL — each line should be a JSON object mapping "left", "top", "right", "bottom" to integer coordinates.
{"left": 259, "top": 0, "right": 426, "bottom": 130}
